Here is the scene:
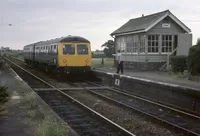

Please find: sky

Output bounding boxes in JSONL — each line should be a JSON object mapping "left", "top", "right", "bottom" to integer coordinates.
{"left": 0, "top": 0, "right": 200, "bottom": 51}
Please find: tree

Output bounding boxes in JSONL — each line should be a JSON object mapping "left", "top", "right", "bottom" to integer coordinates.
{"left": 197, "top": 38, "right": 200, "bottom": 46}
{"left": 101, "top": 40, "right": 115, "bottom": 57}
{"left": 0, "top": 46, "right": 4, "bottom": 50}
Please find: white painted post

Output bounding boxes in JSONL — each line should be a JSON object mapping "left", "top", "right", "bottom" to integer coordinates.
{"left": 167, "top": 53, "right": 170, "bottom": 71}
{"left": 159, "top": 34, "right": 162, "bottom": 54}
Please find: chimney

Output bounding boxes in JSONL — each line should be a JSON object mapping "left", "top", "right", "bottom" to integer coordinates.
{"left": 142, "top": 14, "right": 144, "bottom": 17}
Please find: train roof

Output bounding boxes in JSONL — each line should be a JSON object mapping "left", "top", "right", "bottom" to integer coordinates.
{"left": 23, "top": 42, "right": 39, "bottom": 48}
{"left": 36, "top": 35, "right": 90, "bottom": 46}
{"left": 24, "top": 35, "right": 90, "bottom": 48}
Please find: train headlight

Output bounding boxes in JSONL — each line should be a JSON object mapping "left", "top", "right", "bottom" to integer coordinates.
{"left": 85, "top": 59, "right": 89, "bottom": 63}
{"left": 63, "top": 59, "right": 67, "bottom": 63}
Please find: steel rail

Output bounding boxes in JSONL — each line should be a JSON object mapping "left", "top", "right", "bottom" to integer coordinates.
{"left": 85, "top": 81, "right": 200, "bottom": 119}
{"left": 72, "top": 81, "right": 200, "bottom": 136}
{"left": 4, "top": 57, "right": 135, "bottom": 136}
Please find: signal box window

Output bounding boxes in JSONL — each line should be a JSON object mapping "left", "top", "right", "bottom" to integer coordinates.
{"left": 63, "top": 44, "right": 75, "bottom": 55}
{"left": 77, "top": 44, "right": 88, "bottom": 55}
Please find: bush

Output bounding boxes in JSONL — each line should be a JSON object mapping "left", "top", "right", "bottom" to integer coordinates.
{"left": 0, "top": 59, "right": 5, "bottom": 69}
{"left": 0, "top": 58, "right": 10, "bottom": 70}
{"left": 188, "top": 45, "right": 200, "bottom": 76}
{"left": 196, "top": 38, "right": 200, "bottom": 46}
{"left": 0, "top": 86, "right": 9, "bottom": 105}
{"left": 170, "top": 55, "right": 187, "bottom": 73}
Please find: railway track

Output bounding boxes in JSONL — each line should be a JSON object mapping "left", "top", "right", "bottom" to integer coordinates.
{"left": 69, "top": 81, "right": 200, "bottom": 136}
{"left": 5, "top": 56, "right": 200, "bottom": 135}
{"left": 4, "top": 57, "right": 135, "bottom": 136}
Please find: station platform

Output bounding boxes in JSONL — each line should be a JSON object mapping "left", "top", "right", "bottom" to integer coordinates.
{"left": 0, "top": 69, "right": 78, "bottom": 136}
{"left": 93, "top": 67, "right": 200, "bottom": 91}
{"left": 92, "top": 67, "right": 200, "bottom": 114}
{"left": 0, "top": 69, "right": 32, "bottom": 136}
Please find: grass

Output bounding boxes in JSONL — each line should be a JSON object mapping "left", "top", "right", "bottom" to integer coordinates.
{"left": 35, "top": 116, "right": 68, "bottom": 136}
{"left": 20, "top": 92, "right": 38, "bottom": 110}
{"left": 167, "top": 70, "right": 200, "bottom": 82}
{"left": 0, "top": 58, "right": 5, "bottom": 69}
{"left": 168, "top": 71, "right": 189, "bottom": 78}
{"left": 19, "top": 92, "right": 68, "bottom": 136}
{"left": 0, "top": 86, "right": 9, "bottom": 116}
{"left": 0, "top": 106, "right": 8, "bottom": 116}
{"left": 16, "top": 56, "right": 24, "bottom": 61}
{"left": 0, "top": 57, "right": 10, "bottom": 70}
{"left": 0, "top": 86, "right": 9, "bottom": 105}
{"left": 188, "top": 75, "right": 200, "bottom": 82}
{"left": 92, "top": 58, "right": 114, "bottom": 69}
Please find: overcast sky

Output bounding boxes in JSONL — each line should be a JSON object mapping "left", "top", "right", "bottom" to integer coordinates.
{"left": 0, "top": 0, "right": 200, "bottom": 51}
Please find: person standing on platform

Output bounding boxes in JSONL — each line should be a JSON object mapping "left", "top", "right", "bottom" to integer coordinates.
{"left": 116, "top": 50, "right": 123, "bottom": 74}
{"left": 101, "top": 58, "right": 104, "bottom": 67}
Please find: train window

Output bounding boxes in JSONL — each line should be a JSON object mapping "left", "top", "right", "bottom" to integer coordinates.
{"left": 77, "top": 44, "right": 88, "bottom": 55}
{"left": 63, "top": 44, "right": 75, "bottom": 55}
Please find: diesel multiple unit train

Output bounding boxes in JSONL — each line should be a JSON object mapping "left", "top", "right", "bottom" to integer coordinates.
{"left": 23, "top": 35, "right": 92, "bottom": 74}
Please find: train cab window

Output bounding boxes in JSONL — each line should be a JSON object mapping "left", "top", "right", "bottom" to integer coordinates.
{"left": 77, "top": 44, "right": 88, "bottom": 55}
{"left": 63, "top": 44, "right": 75, "bottom": 55}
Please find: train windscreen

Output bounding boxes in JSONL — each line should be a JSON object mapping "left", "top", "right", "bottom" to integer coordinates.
{"left": 63, "top": 44, "right": 75, "bottom": 55}
{"left": 77, "top": 44, "right": 88, "bottom": 55}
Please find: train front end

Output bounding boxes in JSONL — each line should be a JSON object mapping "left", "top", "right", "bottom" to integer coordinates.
{"left": 57, "top": 41, "right": 92, "bottom": 73}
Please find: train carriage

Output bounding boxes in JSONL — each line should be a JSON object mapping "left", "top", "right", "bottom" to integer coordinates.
{"left": 23, "top": 35, "right": 92, "bottom": 74}
{"left": 23, "top": 43, "right": 37, "bottom": 64}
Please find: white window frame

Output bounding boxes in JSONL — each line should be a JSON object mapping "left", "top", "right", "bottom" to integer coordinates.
{"left": 148, "top": 35, "right": 159, "bottom": 54}
{"left": 161, "top": 35, "right": 173, "bottom": 54}
{"left": 123, "top": 35, "right": 146, "bottom": 55}
{"left": 125, "top": 42, "right": 138, "bottom": 54}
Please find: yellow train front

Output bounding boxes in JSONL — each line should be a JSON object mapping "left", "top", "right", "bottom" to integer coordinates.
{"left": 57, "top": 37, "right": 92, "bottom": 73}
{"left": 23, "top": 35, "right": 92, "bottom": 74}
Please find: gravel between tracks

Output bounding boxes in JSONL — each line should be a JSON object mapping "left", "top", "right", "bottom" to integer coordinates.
{"left": 65, "top": 90, "right": 188, "bottom": 136}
